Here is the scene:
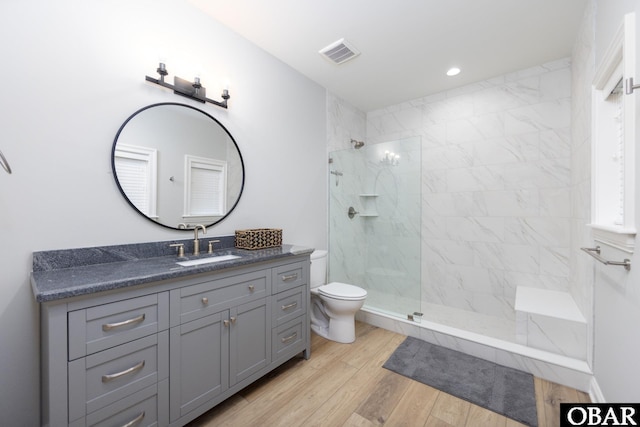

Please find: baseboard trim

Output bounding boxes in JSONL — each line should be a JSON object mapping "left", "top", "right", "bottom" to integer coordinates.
{"left": 589, "top": 376, "right": 606, "bottom": 403}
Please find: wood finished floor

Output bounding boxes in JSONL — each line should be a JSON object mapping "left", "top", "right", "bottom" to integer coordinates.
{"left": 186, "top": 322, "right": 590, "bottom": 427}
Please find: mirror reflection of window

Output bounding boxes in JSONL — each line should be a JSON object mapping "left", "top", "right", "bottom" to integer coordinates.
{"left": 591, "top": 12, "right": 636, "bottom": 252}
{"left": 184, "top": 155, "right": 227, "bottom": 221}
{"left": 114, "top": 144, "right": 158, "bottom": 218}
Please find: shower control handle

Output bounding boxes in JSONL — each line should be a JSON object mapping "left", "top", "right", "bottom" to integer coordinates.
{"left": 348, "top": 206, "right": 359, "bottom": 219}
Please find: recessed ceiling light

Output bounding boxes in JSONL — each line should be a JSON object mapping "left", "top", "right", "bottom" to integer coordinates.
{"left": 446, "top": 67, "right": 461, "bottom": 76}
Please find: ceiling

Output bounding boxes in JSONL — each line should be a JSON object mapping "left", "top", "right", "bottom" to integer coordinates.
{"left": 189, "top": 0, "right": 588, "bottom": 112}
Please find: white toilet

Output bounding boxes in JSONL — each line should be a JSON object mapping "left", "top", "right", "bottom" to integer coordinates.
{"left": 309, "top": 250, "right": 367, "bottom": 343}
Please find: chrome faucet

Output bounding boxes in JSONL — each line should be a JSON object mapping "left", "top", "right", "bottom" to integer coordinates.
{"left": 193, "top": 224, "right": 207, "bottom": 255}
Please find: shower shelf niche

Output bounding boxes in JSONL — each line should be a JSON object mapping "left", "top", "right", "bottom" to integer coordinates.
{"left": 359, "top": 194, "right": 379, "bottom": 217}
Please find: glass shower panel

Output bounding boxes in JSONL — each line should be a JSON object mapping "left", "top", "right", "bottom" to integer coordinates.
{"left": 329, "top": 136, "right": 421, "bottom": 319}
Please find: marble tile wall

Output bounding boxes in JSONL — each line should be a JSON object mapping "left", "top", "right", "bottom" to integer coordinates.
{"left": 366, "top": 58, "right": 573, "bottom": 336}
{"left": 326, "top": 92, "right": 367, "bottom": 153}
{"left": 326, "top": 92, "right": 366, "bottom": 285}
{"left": 569, "top": 0, "right": 595, "bottom": 338}
{"left": 328, "top": 147, "right": 368, "bottom": 284}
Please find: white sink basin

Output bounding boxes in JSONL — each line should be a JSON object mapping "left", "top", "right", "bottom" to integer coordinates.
{"left": 176, "top": 254, "right": 241, "bottom": 267}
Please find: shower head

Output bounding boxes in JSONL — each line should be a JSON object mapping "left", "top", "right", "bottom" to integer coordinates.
{"left": 351, "top": 139, "right": 365, "bottom": 149}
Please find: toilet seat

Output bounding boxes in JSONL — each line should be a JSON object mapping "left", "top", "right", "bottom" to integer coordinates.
{"left": 318, "top": 282, "right": 367, "bottom": 301}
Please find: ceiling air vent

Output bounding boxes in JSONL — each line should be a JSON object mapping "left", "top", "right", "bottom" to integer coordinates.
{"left": 319, "top": 38, "right": 360, "bottom": 65}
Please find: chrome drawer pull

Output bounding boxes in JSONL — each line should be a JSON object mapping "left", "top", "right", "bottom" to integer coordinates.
{"left": 230, "top": 316, "right": 237, "bottom": 324}
{"left": 121, "top": 411, "right": 145, "bottom": 427}
{"left": 223, "top": 319, "right": 230, "bottom": 327}
{"left": 102, "top": 313, "right": 146, "bottom": 331}
{"left": 281, "top": 332, "right": 297, "bottom": 344}
{"left": 281, "top": 302, "right": 298, "bottom": 311}
{"left": 202, "top": 297, "right": 209, "bottom": 305}
{"left": 248, "top": 284, "right": 255, "bottom": 292}
{"left": 102, "top": 360, "right": 145, "bottom": 383}
{"left": 281, "top": 273, "right": 298, "bottom": 282}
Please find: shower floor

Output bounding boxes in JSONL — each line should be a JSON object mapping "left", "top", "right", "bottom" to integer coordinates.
{"left": 363, "top": 289, "right": 516, "bottom": 343}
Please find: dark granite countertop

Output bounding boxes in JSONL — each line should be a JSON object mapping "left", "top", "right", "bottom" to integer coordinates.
{"left": 31, "top": 237, "right": 313, "bottom": 303}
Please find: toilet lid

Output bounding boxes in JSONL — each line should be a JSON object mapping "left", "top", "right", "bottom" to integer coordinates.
{"left": 318, "top": 282, "right": 367, "bottom": 300}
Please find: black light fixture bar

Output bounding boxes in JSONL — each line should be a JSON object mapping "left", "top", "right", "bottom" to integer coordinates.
{"left": 145, "top": 63, "right": 230, "bottom": 109}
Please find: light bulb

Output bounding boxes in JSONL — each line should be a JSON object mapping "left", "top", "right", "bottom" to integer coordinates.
{"left": 446, "top": 67, "right": 461, "bottom": 76}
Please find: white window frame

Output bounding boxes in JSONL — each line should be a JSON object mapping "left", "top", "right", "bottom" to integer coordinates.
{"left": 590, "top": 12, "right": 637, "bottom": 253}
{"left": 113, "top": 144, "right": 158, "bottom": 218}
{"left": 183, "top": 155, "right": 227, "bottom": 219}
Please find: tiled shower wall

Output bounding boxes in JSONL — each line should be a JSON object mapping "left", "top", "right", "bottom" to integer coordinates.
{"left": 569, "top": 0, "right": 595, "bottom": 336}
{"left": 327, "top": 92, "right": 366, "bottom": 153}
{"left": 367, "top": 59, "right": 573, "bottom": 333}
{"left": 329, "top": 58, "right": 575, "bottom": 339}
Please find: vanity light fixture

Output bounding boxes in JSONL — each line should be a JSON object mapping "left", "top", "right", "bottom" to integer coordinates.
{"left": 145, "top": 62, "right": 230, "bottom": 109}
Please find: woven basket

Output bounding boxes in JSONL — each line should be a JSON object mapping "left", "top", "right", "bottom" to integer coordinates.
{"left": 235, "top": 228, "right": 283, "bottom": 250}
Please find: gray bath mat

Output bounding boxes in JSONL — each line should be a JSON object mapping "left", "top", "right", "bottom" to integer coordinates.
{"left": 383, "top": 336, "right": 538, "bottom": 426}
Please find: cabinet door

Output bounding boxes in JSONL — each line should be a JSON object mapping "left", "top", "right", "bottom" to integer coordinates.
{"left": 229, "top": 298, "right": 271, "bottom": 386}
{"left": 169, "top": 310, "right": 229, "bottom": 421}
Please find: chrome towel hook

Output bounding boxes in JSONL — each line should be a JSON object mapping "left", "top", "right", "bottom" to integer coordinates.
{"left": 0, "top": 149, "right": 11, "bottom": 174}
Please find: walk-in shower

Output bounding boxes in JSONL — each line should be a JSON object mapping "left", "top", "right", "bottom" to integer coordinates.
{"left": 327, "top": 134, "right": 591, "bottom": 391}
{"left": 328, "top": 136, "right": 421, "bottom": 319}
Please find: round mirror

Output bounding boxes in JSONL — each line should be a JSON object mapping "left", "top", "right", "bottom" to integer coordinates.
{"left": 111, "top": 103, "right": 244, "bottom": 230}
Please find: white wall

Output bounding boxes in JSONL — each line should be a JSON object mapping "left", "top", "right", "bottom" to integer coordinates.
{"left": 0, "top": 0, "right": 327, "bottom": 424}
{"left": 590, "top": 0, "right": 640, "bottom": 402}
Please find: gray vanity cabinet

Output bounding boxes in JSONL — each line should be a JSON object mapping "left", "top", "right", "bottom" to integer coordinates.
{"left": 38, "top": 254, "right": 310, "bottom": 427}
{"left": 168, "top": 268, "right": 272, "bottom": 422}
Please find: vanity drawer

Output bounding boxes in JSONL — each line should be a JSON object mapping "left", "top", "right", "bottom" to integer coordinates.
{"left": 176, "top": 269, "right": 269, "bottom": 324}
{"left": 68, "top": 332, "right": 169, "bottom": 421}
{"left": 69, "top": 293, "right": 169, "bottom": 360}
{"left": 272, "top": 261, "right": 305, "bottom": 293}
{"left": 272, "top": 286, "right": 307, "bottom": 326}
{"left": 272, "top": 316, "right": 306, "bottom": 364}
{"left": 70, "top": 380, "right": 168, "bottom": 427}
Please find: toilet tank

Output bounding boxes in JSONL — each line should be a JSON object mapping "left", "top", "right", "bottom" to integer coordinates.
{"left": 310, "top": 250, "right": 327, "bottom": 288}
